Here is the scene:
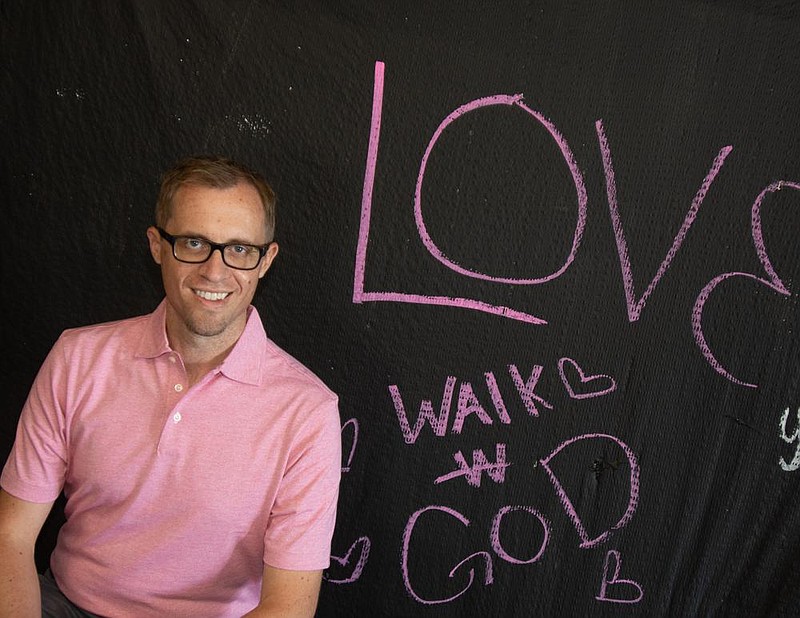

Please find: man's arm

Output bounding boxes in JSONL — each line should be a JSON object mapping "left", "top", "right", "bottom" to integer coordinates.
{"left": 243, "top": 565, "right": 322, "bottom": 618}
{"left": 0, "top": 489, "right": 54, "bottom": 618}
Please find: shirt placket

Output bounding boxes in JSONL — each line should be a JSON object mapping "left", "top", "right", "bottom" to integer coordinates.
{"left": 157, "top": 352, "right": 189, "bottom": 454}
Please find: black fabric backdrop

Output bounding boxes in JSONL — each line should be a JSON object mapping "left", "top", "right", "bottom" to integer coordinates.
{"left": 2, "top": 2, "right": 800, "bottom": 616}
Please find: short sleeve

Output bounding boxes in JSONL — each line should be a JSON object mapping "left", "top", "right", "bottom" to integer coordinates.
{"left": 1, "top": 336, "right": 70, "bottom": 503}
{"left": 262, "top": 398, "right": 341, "bottom": 571}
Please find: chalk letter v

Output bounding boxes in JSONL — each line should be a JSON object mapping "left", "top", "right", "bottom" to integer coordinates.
{"left": 595, "top": 120, "right": 732, "bottom": 322}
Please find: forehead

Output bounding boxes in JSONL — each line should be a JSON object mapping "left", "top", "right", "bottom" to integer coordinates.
{"left": 168, "top": 182, "right": 267, "bottom": 242}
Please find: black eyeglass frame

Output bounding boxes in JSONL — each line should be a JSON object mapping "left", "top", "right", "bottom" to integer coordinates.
{"left": 155, "top": 226, "right": 273, "bottom": 271}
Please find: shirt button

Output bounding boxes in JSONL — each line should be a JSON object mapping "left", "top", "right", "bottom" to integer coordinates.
{"left": 174, "top": 384, "right": 183, "bottom": 392}
{"left": 173, "top": 412, "right": 182, "bottom": 423}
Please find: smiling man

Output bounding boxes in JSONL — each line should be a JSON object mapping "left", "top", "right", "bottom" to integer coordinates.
{"left": 0, "top": 156, "right": 341, "bottom": 617}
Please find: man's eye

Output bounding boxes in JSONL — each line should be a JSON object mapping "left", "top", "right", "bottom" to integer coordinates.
{"left": 230, "top": 244, "right": 250, "bottom": 255}
{"left": 182, "top": 238, "right": 207, "bottom": 251}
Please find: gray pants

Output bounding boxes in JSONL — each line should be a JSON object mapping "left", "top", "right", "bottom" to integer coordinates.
{"left": 39, "top": 571, "right": 100, "bottom": 618}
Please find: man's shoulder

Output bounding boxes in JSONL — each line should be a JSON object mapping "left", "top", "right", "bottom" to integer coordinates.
{"left": 61, "top": 312, "right": 150, "bottom": 338}
{"left": 57, "top": 313, "right": 153, "bottom": 352}
{"left": 261, "top": 338, "right": 338, "bottom": 405}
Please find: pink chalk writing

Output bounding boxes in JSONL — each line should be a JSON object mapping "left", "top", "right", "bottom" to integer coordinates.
{"left": 414, "top": 95, "right": 587, "bottom": 285}
{"left": 400, "top": 431, "right": 638, "bottom": 605}
{"left": 596, "top": 120, "right": 732, "bottom": 322}
{"left": 779, "top": 406, "right": 800, "bottom": 472}
{"left": 401, "top": 506, "right": 494, "bottom": 604}
{"left": 453, "top": 380, "right": 501, "bottom": 433}
{"left": 558, "top": 357, "right": 617, "bottom": 400}
{"left": 354, "top": 61, "right": 730, "bottom": 329}
{"left": 539, "top": 433, "right": 639, "bottom": 548}
{"left": 751, "top": 182, "right": 799, "bottom": 291}
{"left": 389, "top": 365, "right": 552, "bottom": 444}
{"left": 355, "top": 61, "right": 798, "bottom": 388}
{"left": 390, "top": 376, "right": 456, "bottom": 444}
{"left": 508, "top": 363, "right": 553, "bottom": 416}
{"left": 352, "top": 60, "right": 384, "bottom": 305}
{"left": 692, "top": 181, "right": 800, "bottom": 388}
{"left": 401, "top": 503, "right": 551, "bottom": 604}
{"left": 490, "top": 506, "right": 550, "bottom": 565}
{"left": 485, "top": 371, "right": 512, "bottom": 423}
{"left": 691, "top": 272, "right": 778, "bottom": 388}
{"left": 353, "top": 60, "right": 558, "bottom": 325}
{"left": 595, "top": 550, "right": 644, "bottom": 604}
{"left": 435, "top": 443, "right": 510, "bottom": 487}
{"left": 326, "top": 536, "right": 371, "bottom": 584}
{"left": 341, "top": 418, "right": 359, "bottom": 473}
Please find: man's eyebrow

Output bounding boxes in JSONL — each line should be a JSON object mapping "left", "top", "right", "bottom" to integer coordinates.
{"left": 176, "top": 231, "right": 264, "bottom": 245}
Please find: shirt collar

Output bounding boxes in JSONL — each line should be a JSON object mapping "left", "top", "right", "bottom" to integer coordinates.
{"left": 134, "top": 300, "right": 267, "bottom": 386}
{"left": 217, "top": 306, "right": 267, "bottom": 385}
{"left": 134, "top": 300, "right": 172, "bottom": 359}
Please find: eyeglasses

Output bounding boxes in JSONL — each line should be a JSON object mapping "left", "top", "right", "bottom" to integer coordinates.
{"left": 156, "top": 227, "right": 272, "bottom": 271}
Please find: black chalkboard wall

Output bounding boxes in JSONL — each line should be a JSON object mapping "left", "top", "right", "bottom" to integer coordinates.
{"left": 2, "top": 2, "right": 800, "bottom": 616}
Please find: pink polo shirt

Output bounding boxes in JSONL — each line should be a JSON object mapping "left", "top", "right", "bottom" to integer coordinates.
{"left": 1, "top": 301, "right": 341, "bottom": 617}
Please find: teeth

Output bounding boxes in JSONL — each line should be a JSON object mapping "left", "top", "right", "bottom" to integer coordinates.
{"left": 195, "top": 290, "right": 230, "bottom": 301}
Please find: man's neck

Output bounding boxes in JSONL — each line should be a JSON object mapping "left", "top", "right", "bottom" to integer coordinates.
{"left": 165, "top": 315, "right": 246, "bottom": 386}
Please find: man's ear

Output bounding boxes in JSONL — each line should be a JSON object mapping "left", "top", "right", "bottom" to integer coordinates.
{"left": 258, "top": 242, "right": 279, "bottom": 279}
{"left": 146, "top": 226, "right": 163, "bottom": 265}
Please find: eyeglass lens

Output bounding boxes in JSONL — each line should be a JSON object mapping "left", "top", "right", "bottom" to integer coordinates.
{"left": 173, "top": 237, "right": 263, "bottom": 270}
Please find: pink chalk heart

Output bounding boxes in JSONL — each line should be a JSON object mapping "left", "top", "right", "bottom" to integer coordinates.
{"left": 596, "top": 550, "right": 644, "bottom": 604}
{"left": 326, "top": 536, "right": 371, "bottom": 584}
{"left": 558, "top": 357, "right": 617, "bottom": 399}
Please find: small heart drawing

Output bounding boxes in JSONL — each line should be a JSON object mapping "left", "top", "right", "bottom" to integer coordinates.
{"left": 595, "top": 549, "right": 644, "bottom": 604}
{"left": 326, "top": 536, "right": 371, "bottom": 584}
{"left": 558, "top": 357, "right": 617, "bottom": 400}
{"left": 341, "top": 418, "right": 359, "bottom": 473}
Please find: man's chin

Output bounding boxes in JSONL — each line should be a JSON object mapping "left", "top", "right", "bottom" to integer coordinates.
{"left": 186, "top": 318, "right": 229, "bottom": 338}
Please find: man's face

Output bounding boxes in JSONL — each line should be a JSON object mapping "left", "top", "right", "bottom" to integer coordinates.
{"left": 146, "top": 181, "right": 278, "bottom": 352}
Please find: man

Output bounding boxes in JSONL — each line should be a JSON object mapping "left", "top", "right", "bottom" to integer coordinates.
{"left": 0, "top": 156, "right": 341, "bottom": 617}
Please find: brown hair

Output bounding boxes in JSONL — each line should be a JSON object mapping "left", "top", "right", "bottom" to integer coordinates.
{"left": 156, "top": 155, "right": 276, "bottom": 241}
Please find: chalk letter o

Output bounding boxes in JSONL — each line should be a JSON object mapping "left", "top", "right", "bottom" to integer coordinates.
{"left": 415, "top": 95, "right": 587, "bottom": 284}
{"left": 490, "top": 505, "right": 550, "bottom": 565}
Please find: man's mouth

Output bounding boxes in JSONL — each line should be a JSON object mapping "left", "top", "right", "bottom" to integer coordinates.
{"left": 194, "top": 290, "right": 231, "bottom": 301}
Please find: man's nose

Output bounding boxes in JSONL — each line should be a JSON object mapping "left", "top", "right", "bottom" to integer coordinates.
{"left": 198, "top": 247, "right": 229, "bottom": 277}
